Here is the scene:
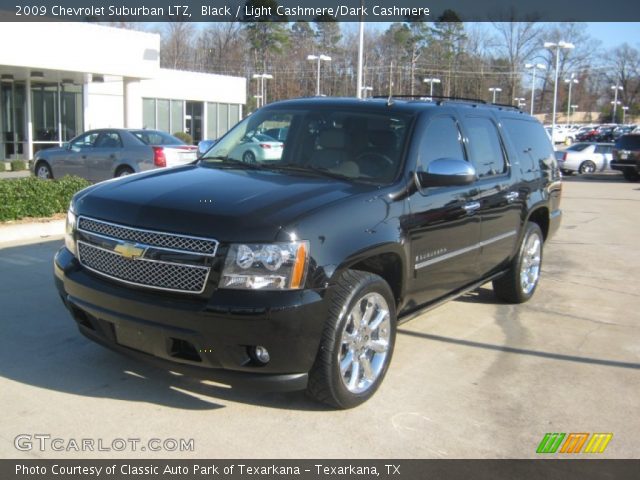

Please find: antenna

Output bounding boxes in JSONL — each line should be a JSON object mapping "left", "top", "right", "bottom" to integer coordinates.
{"left": 387, "top": 61, "right": 394, "bottom": 106}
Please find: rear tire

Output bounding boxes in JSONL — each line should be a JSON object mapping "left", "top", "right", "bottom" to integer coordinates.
{"left": 242, "top": 151, "right": 256, "bottom": 163}
{"left": 623, "top": 170, "right": 640, "bottom": 182}
{"left": 578, "top": 160, "right": 596, "bottom": 175}
{"left": 35, "top": 161, "right": 53, "bottom": 179}
{"left": 306, "top": 270, "right": 396, "bottom": 409}
{"left": 493, "top": 222, "right": 544, "bottom": 304}
{"left": 115, "top": 166, "right": 134, "bottom": 177}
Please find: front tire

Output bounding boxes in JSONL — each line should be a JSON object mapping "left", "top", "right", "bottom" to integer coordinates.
{"left": 493, "top": 222, "right": 544, "bottom": 304}
{"left": 579, "top": 160, "right": 596, "bottom": 174}
{"left": 306, "top": 270, "right": 396, "bottom": 409}
{"left": 35, "top": 161, "right": 53, "bottom": 179}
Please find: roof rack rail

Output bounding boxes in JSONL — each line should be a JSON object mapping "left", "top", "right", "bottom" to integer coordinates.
{"left": 373, "top": 94, "right": 487, "bottom": 104}
{"left": 372, "top": 95, "right": 524, "bottom": 111}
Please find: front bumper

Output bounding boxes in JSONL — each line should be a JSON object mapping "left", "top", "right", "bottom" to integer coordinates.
{"left": 54, "top": 247, "right": 330, "bottom": 391}
{"left": 610, "top": 159, "right": 640, "bottom": 173}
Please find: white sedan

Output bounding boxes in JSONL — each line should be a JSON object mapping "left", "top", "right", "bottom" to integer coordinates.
{"left": 228, "top": 133, "right": 284, "bottom": 163}
{"left": 555, "top": 142, "right": 615, "bottom": 175}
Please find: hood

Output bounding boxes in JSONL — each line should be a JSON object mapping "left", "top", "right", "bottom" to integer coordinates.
{"left": 74, "top": 164, "right": 371, "bottom": 242}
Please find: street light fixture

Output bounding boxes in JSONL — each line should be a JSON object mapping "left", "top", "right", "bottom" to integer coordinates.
{"left": 489, "top": 87, "right": 502, "bottom": 103}
{"left": 423, "top": 77, "right": 441, "bottom": 96}
{"left": 252, "top": 73, "right": 273, "bottom": 108}
{"left": 544, "top": 41, "right": 575, "bottom": 136}
{"left": 622, "top": 105, "right": 629, "bottom": 124}
{"left": 361, "top": 86, "right": 373, "bottom": 98}
{"left": 611, "top": 84, "right": 623, "bottom": 122}
{"left": 514, "top": 97, "right": 526, "bottom": 108}
{"left": 307, "top": 54, "right": 332, "bottom": 96}
{"left": 565, "top": 73, "right": 579, "bottom": 126}
{"left": 525, "top": 63, "right": 546, "bottom": 115}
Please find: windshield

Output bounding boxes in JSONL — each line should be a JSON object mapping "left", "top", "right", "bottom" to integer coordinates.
{"left": 200, "top": 106, "right": 412, "bottom": 184}
{"left": 567, "top": 143, "right": 590, "bottom": 152}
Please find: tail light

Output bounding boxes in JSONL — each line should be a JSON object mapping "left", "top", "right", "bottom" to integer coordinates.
{"left": 152, "top": 146, "right": 166, "bottom": 167}
{"left": 563, "top": 152, "right": 568, "bottom": 161}
{"left": 259, "top": 144, "right": 271, "bottom": 149}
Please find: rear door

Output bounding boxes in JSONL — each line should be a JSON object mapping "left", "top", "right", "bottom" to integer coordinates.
{"left": 460, "top": 114, "right": 521, "bottom": 277}
{"left": 406, "top": 114, "right": 482, "bottom": 305}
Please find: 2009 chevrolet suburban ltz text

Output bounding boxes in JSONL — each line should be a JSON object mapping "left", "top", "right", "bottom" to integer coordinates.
{"left": 54, "top": 97, "right": 562, "bottom": 408}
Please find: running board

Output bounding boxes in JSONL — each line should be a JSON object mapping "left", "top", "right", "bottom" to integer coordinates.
{"left": 397, "top": 270, "right": 507, "bottom": 325}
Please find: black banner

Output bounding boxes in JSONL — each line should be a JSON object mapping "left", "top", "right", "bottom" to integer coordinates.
{"left": 2, "top": 460, "right": 640, "bottom": 480}
{"left": 1, "top": 0, "right": 640, "bottom": 22}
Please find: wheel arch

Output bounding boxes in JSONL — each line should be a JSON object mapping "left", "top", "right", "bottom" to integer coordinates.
{"left": 525, "top": 206, "right": 550, "bottom": 241}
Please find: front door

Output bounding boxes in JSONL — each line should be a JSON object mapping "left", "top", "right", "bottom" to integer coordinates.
{"left": 406, "top": 114, "right": 482, "bottom": 306}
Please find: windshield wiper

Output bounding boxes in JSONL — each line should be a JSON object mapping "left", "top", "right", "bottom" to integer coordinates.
{"left": 271, "top": 163, "right": 352, "bottom": 180}
{"left": 200, "top": 156, "right": 263, "bottom": 170}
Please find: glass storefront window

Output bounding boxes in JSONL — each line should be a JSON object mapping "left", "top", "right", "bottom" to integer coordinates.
{"left": 206, "top": 103, "right": 218, "bottom": 140}
{"left": 157, "top": 99, "right": 170, "bottom": 132}
{"left": 170, "top": 100, "right": 183, "bottom": 134}
{"left": 218, "top": 103, "right": 229, "bottom": 138}
{"left": 143, "top": 98, "right": 155, "bottom": 129}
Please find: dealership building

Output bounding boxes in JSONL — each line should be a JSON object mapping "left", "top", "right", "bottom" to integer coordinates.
{"left": 0, "top": 22, "right": 246, "bottom": 161}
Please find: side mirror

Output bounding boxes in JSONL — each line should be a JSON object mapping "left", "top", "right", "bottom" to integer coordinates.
{"left": 197, "top": 139, "right": 216, "bottom": 156}
{"left": 417, "top": 158, "right": 476, "bottom": 188}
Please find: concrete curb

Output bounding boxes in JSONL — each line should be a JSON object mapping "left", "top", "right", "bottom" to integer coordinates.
{"left": 0, "top": 219, "right": 65, "bottom": 246}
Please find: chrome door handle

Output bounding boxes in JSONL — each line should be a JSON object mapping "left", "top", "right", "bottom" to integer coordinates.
{"left": 504, "top": 192, "right": 519, "bottom": 203}
{"left": 463, "top": 201, "right": 481, "bottom": 213}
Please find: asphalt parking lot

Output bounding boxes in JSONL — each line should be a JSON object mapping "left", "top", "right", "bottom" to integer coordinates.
{"left": 1, "top": 173, "right": 638, "bottom": 459}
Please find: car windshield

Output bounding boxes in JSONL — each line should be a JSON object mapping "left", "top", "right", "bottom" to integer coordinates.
{"left": 132, "top": 130, "right": 185, "bottom": 146}
{"left": 200, "top": 106, "right": 413, "bottom": 184}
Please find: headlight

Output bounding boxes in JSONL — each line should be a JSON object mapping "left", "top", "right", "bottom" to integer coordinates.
{"left": 221, "top": 241, "right": 309, "bottom": 290}
{"left": 65, "top": 207, "right": 77, "bottom": 256}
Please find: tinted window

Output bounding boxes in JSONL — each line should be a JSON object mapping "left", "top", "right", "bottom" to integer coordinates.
{"left": 616, "top": 135, "right": 640, "bottom": 150}
{"left": 418, "top": 116, "right": 465, "bottom": 170}
{"left": 567, "top": 143, "right": 590, "bottom": 152}
{"left": 70, "top": 132, "right": 99, "bottom": 150}
{"left": 464, "top": 117, "right": 507, "bottom": 177}
{"left": 94, "top": 132, "right": 122, "bottom": 148}
{"left": 502, "top": 119, "right": 555, "bottom": 171}
{"left": 132, "top": 130, "right": 184, "bottom": 146}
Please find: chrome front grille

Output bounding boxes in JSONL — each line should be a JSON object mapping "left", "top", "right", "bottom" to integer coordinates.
{"left": 78, "top": 217, "right": 218, "bottom": 255}
{"left": 76, "top": 216, "right": 218, "bottom": 294}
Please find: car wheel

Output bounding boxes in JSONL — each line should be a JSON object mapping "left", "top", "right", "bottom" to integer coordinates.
{"left": 306, "top": 270, "right": 396, "bottom": 409}
{"left": 35, "top": 162, "right": 53, "bottom": 179}
{"left": 115, "top": 167, "right": 134, "bottom": 177}
{"left": 623, "top": 170, "right": 640, "bottom": 182}
{"left": 578, "top": 160, "right": 596, "bottom": 175}
{"left": 242, "top": 151, "right": 256, "bottom": 164}
{"left": 493, "top": 222, "right": 544, "bottom": 304}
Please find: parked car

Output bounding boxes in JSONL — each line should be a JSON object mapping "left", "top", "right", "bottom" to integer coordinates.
{"left": 594, "top": 125, "right": 617, "bottom": 143}
{"left": 611, "top": 134, "right": 640, "bottom": 181}
{"left": 555, "top": 142, "right": 614, "bottom": 175}
{"left": 55, "top": 97, "right": 562, "bottom": 408}
{"left": 228, "top": 132, "right": 284, "bottom": 163}
{"left": 33, "top": 129, "right": 197, "bottom": 182}
{"left": 613, "top": 125, "right": 636, "bottom": 140}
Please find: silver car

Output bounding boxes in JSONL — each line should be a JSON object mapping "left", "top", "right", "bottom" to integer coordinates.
{"left": 555, "top": 142, "right": 614, "bottom": 175}
{"left": 33, "top": 129, "right": 197, "bottom": 182}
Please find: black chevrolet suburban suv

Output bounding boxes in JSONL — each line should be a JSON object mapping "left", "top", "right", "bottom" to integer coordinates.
{"left": 54, "top": 97, "right": 562, "bottom": 408}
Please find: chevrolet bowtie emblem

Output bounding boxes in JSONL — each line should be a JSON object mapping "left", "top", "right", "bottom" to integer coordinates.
{"left": 114, "top": 242, "right": 145, "bottom": 260}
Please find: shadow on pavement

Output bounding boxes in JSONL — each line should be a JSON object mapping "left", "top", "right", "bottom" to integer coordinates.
{"left": 0, "top": 240, "right": 330, "bottom": 412}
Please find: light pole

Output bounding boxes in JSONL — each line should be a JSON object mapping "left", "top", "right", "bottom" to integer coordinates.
{"left": 252, "top": 73, "right": 273, "bottom": 108}
{"left": 611, "top": 84, "right": 623, "bottom": 122}
{"left": 571, "top": 104, "right": 578, "bottom": 123}
{"left": 423, "top": 77, "right": 441, "bottom": 96}
{"left": 489, "top": 87, "right": 502, "bottom": 103}
{"left": 622, "top": 105, "right": 629, "bottom": 124}
{"left": 544, "top": 41, "right": 575, "bottom": 137}
{"left": 308, "top": 54, "right": 331, "bottom": 96}
{"left": 525, "top": 63, "right": 546, "bottom": 115}
{"left": 565, "top": 73, "right": 578, "bottom": 126}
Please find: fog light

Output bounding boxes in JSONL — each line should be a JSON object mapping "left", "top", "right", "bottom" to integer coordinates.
{"left": 253, "top": 346, "right": 270, "bottom": 364}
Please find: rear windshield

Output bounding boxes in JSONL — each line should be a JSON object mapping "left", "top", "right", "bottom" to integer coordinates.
{"left": 132, "top": 130, "right": 185, "bottom": 146}
{"left": 616, "top": 135, "right": 640, "bottom": 150}
{"left": 567, "top": 143, "right": 590, "bottom": 152}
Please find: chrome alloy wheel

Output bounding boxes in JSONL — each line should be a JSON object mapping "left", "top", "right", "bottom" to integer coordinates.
{"left": 36, "top": 165, "right": 51, "bottom": 179}
{"left": 520, "top": 232, "right": 542, "bottom": 295}
{"left": 338, "top": 292, "right": 391, "bottom": 394}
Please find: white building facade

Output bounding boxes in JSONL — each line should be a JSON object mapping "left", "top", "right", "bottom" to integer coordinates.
{"left": 0, "top": 22, "right": 246, "bottom": 161}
